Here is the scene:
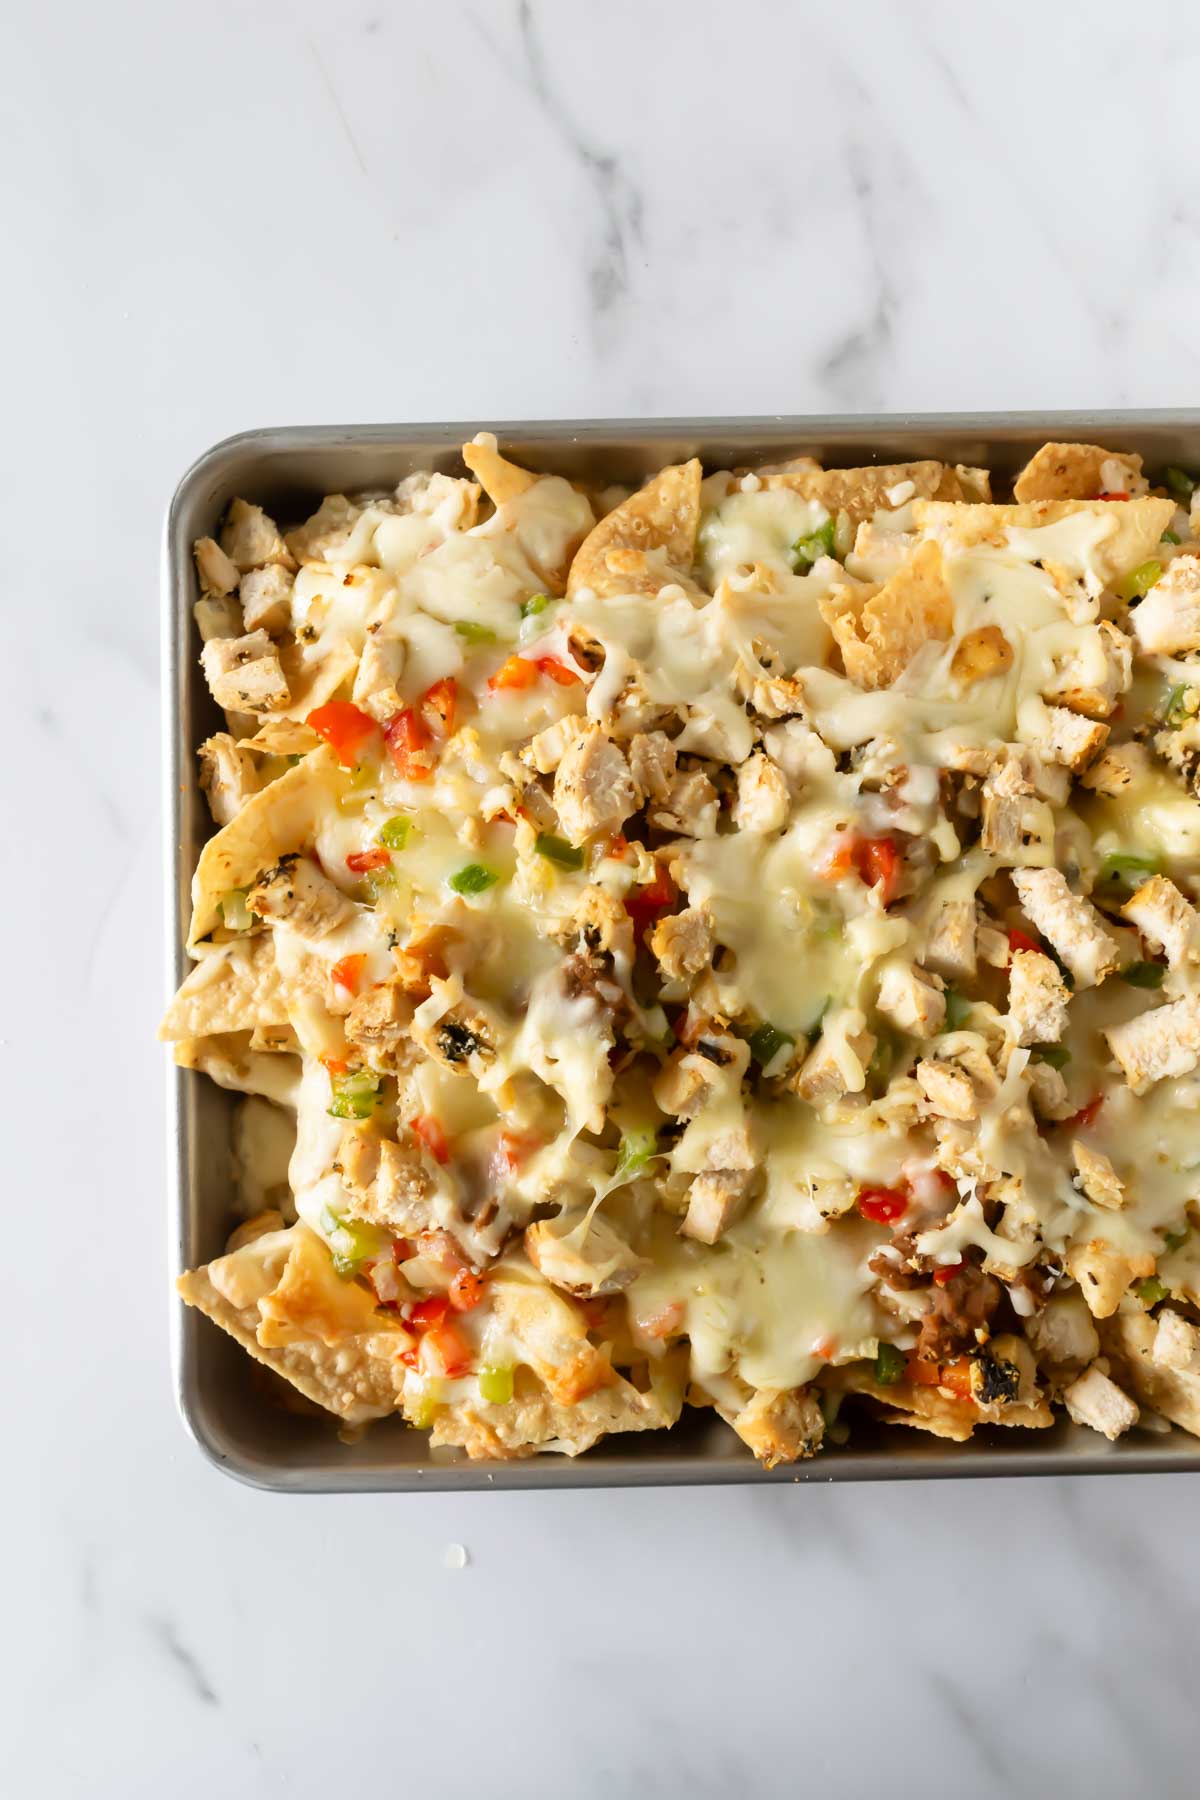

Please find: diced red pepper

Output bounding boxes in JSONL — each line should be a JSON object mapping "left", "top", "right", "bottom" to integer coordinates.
{"left": 488, "top": 654, "right": 538, "bottom": 691}
{"left": 606, "top": 833, "right": 632, "bottom": 861}
{"left": 411, "top": 1114, "right": 450, "bottom": 1164}
{"left": 940, "top": 1356, "right": 974, "bottom": 1400}
{"left": 383, "top": 707, "right": 433, "bottom": 781}
{"left": 535, "top": 655, "right": 582, "bottom": 687}
{"left": 1008, "top": 927, "right": 1041, "bottom": 959}
{"left": 820, "top": 833, "right": 902, "bottom": 904}
{"left": 904, "top": 1356, "right": 942, "bottom": 1387}
{"left": 408, "top": 1295, "right": 449, "bottom": 1331}
{"left": 391, "top": 1238, "right": 415, "bottom": 1265}
{"left": 1065, "top": 1094, "right": 1103, "bottom": 1132}
{"left": 319, "top": 1054, "right": 350, "bottom": 1077}
{"left": 448, "top": 1268, "right": 484, "bottom": 1312}
{"left": 1097, "top": 491, "right": 1129, "bottom": 501}
{"left": 307, "top": 701, "right": 379, "bottom": 768}
{"left": 346, "top": 847, "right": 390, "bottom": 874}
{"left": 497, "top": 1130, "right": 541, "bottom": 1172}
{"left": 421, "top": 676, "right": 458, "bottom": 736}
{"left": 932, "top": 1259, "right": 964, "bottom": 1287}
{"left": 626, "top": 864, "right": 676, "bottom": 942}
{"left": 419, "top": 1319, "right": 473, "bottom": 1378}
{"left": 330, "top": 953, "right": 367, "bottom": 994}
{"left": 813, "top": 1336, "right": 837, "bottom": 1361}
{"left": 856, "top": 1185, "right": 909, "bottom": 1225}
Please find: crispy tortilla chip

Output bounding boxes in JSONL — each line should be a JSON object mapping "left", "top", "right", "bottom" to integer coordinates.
{"left": 567, "top": 458, "right": 702, "bottom": 599}
{"left": 912, "top": 496, "right": 1175, "bottom": 584}
{"left": 239, "top": 717, "right": 322, "bottom": 756}
{"left": 1103, "top": 1308, "right": 1200, "bottom": 1438}
{"left": 273, "top": 636, "right": 358, "bottom": 722}
{"left": 173, "top": 1031, "right": 302, "bottom": 1105}
{"left": 765, "top": 459, "right": 973, "bottom": 526}
{"left": 1012, "top": 441, "right": 1143, "bottom": 504}
{"left": 847, "top": 1369, "right": 978, "bottom": 1441}
{"left": 189, "top": 744, "right": 339, "bottom": 944}
{"left": 429, "top": 1355, "right": 686, "bottom": 1459}
{"left": 820, "top": 540, "right": 953, "bottom": 689}
{"left": 178, "top": 1224, "right": 402, "bottom": 1423}
{"left": 160, "top": 937, "right": 286, "bottom": 1041}
{"left": 461, "top": 436, "right": 539, "bottom": 506}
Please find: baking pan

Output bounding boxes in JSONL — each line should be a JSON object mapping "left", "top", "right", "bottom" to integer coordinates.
{"left": 164, "top": 412, "right": 1200, "bottom": 1491}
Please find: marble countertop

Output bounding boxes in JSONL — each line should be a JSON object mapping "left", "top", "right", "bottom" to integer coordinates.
{"left": 6, "top": 2, "right": 1200, "bottom": 1793}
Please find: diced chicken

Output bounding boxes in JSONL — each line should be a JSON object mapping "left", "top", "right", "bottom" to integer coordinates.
{"left": 525, "top": 1212, "right": 644, "bottom": 1297}
{"left": 1105, "top": 994, "right": 1200, "bottom": 1093}
{"left": 220, "top": 497, "right": 291, "bottom": 572}
{"left": 1072, "top": 1140, "right": 1125, "bottom": 1211}
{"left": 198, "top": 732, "right": 262, "bottom": 826}
{"left": 791, "top": 1010, "right": 875, "bottom": 1105}
{"left": 522, "top": 713, "right": 590, "bottom": 775}
{"left": 915, "top": 1058, "right": 978, "bottom": 1121}
{"left": 628, "top": 730, "right": 678, "bottom": 801}
{"left": 552, "top": 724, "right": 637, "bottom": 845}
{"left": 922, "top": 899, "right": 977, "bottom": 982}
{"left": 681, "top": 1168, "right": 755, "bottom": 1244}
{"left": 1122, "top": 874, "right": 1200, "bottom": 967}
{"left": 1021, "top": 700, "right": 1109, "bottom": 773}
{"left": 336, "top": 1127, "right": 436, "bottom": 1234}
{"left": 1079, "top": 740, "right": 1151, "bottom": 797}
{"left": 734, "top": 660, "right": 806, "bottom": 719}
{"left": 345, "top": 980, "right": 412, "bottom": 1052}
{"left": 649, "top": 769, "right": 719, "bottom": 837}
{"left": 239, "top": 564, "right": 294, "bottom": 633}
{"left": 1130, "top": 555, "right": 1200, "bottom": 655}
{"left": 200, "top": 630, "right": 290, "bottom": 713}
{"left": 976, "top": 920, "right": 1012, "bottom": 968}
{"left": 247, "top": 855, "right": 356, "bottom": 940}
{"left": 950, "top": 624, "right": 1013, "bottom": 686}
{"left": 194, "top": 535, "right": 241, "bottom": 596}
{"left": 979, "top": 787, "right": 1055, "bottom": 866}
{"left": 1025, "top": 1058, "right": 1075, "bottom": 1123}
{"left": 1063, "top": 1364, "right": 1140, "bottom": 1440}
{"left": 1153, "top": 1309, "right": 1200, "bottom": 1374}
{"left": 352, "top": 632, "right": 406, "bottom": 721}
{"left": 1008, "top": 949, "right": 1070, "bottom": 1046}
{"left": 653, "top": 1036, "right": 749, "bottom": 1117}
{"left": 1105, "top": 1308, "right": 1200, "bottom": 1438}
{"left": 875, "top": 960, "right": 946, "bottom": 1039}
{"left": 726, "top": 1386, "right": 824, "bottom": 1467}
{"left": 1041, "top": 620, "right": 1132, "bottom": 719}
{"left": 1066, "top": 1237, "right": 1152, "bottom": 1318}
{"left": 1025, "top": 1289, "right": 1100, "bottom": 1373}
{"left": 731, "top": 751, "right": 789, "bottom": 834}
{"left": 551, "top": 885, "right": 633, "bottom": 959}
{"left": 1011, "top": 868, "right": 1120, "bottom": 988}
{"left": 193, "top": 594, "right": 243, "bottom": 642}
{"left": 649, "top": 906, "right": 715, "bottom": 980}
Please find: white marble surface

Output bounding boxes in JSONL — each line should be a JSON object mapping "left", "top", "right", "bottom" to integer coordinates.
{"left": 5, "top": 1, "right": 1200, "bottom": 1794}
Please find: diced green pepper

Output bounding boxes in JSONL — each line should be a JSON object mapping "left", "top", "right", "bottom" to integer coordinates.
{"left": 1163, "top": 682, "right": 1195, "bottom": 728}
{"left": 1136, "top": 1276, "right": 1168, "bottom": 1307}
{"left": 535, "top": 833, "right": 585, "bottom": 870}
{"left": 1121, "top": 961, "right": 1166, "bottom": 989}
{"left": 1161, "top": 529, "right": 1181, "bottom": 546}
{"left": 616, "top": 1128, "right": 658, "bottom": 1179}
{"left": 1114, "top": 559, "right": 1162, "bottom": 604}
{"left": 327, "top": 1068, "right": 381, "bottom": 1121}
{"left": 218, "top": 887, "right": 253, "bottom": 931}
{"left": 943, "top": 987, "right": 971, "bottom": 1030}
{"left": 448, "top": 863, "right": 500, "bottom": 896}
{"left": 478, "top": 1365, "right": 514, "bottom": 1405}
{"left": 286, "top": 752, "right": 304, "bottom": 766}
{"left": 365, "top": 865, "right": 399, "bottom": 903}
{"left": 1163, "top": 466, "right": 1195, "bottom": 504}
{"left": 318, "top": 1204, "right": 383, "bottom": 1277}
{"left": 521, "top": 592, "right": 550, "bottom": 619}
{"left": 873, "top": 1342, "right": 907, "bottom": 1386}
{"left": 454, "top": 620, "right": 497, "bottom": 644}
{"left": 748, "top": 1022, "right": 795, "bottom": 1068}
{"left": 790, "top": 515, "right": 836, "bottom": 573}
{"left": 378, "top": 815, "right": 413, "bottom": 851}
{"left": 819, "top": 1390, "right": 842, "bottom": 1427}
{"left": 1032, "top": 1044, "right": 1071, "bottom": 1070}
{"left": 1101, "top": 851, "right": 1163, "bottom": 888}
{"left": 409, "top": 1380, "right": 444, "bottom": 1431}
{"left": 1164, "top": 1225, "right": 1191, "bottom": 1253}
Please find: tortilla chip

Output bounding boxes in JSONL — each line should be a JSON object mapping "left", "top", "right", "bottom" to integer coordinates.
{"left": 273, "top": 636, "right": 359, "bottom": 722}
{"left": 1103, "top": 1308, "right": 1200, "bottom": 1438}
{"left": 239, "top": 717, "right": 322, "bottom": 756}
{"left": 188, "top": 744, "right": 339, "bottom": 944}
{"left": 1012, "top": 441, "right": 1143, "bottom": 504}
{"left": 567, "top": 459, "right": 703, "bottom": 599}
{"left": 461, "top": 437, "right": 539, "bottom": 506}
{"left": 173, "top": 1032, "right": 302, "bottom": 1105}
{"left": 428, "top": 1355, "right": 686, "bottom": 1459}
{"left": 912, "top": 496, "right": 1175, "bottom": 584}
{"left": 160, "top": 937, "right": 287, "bottom": 1041}
{"left": 178, "top": 1224, "right": 402, "bottom": 1423}
{"left": 844, "top": 1367, "right": 978, "bottom": 1440}
{"left": 820, "top": 540, "right": 953, "bottom": 689}
{"left": 765, "top": 459, "right": 972, "bottom": 526}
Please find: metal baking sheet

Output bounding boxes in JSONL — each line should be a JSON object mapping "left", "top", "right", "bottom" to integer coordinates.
{"left": 163, "top": 412, "right": 1200, "bottom": 1491}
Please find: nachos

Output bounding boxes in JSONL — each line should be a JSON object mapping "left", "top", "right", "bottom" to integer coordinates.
{"left": 164, "top": 434, "right": 1200, "bottom": 1462}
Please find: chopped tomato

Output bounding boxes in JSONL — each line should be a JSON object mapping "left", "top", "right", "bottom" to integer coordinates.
{"left": 488, "top": 654, "right": 538, "bottom": 691}
{"left": 307, "top": 700, "right": 379, "bottom": 767}
{"left": 932, "top": 1259, "right": 964, "bottom": 1287}
{"left": 419, "top": 1319, "right": 473, "bottom": 1378}
{"left": 626, "top": 864, "right": 676, "bottom": 942}
{"left": 408, "top": 1295, "right": 449, "bottom": 1331}
{"left": 391, "top": 1238, "right": 415, "bottom": 1265}
{"left": 606, "top": 833, "right": 631, "bottom": 861}
{"left": 421, "top": 676, "right": 458, "bottom": 736}
{"left": 411, "top": 1114, "right": 450, "bottom": 1164}
{"left": 383, "top": 707, "right": 434, "bottom": 781}
{"left": 330, "top": 953, "right": 367, "bottom": 994}
{"left": 397, "top": 1343, "right": 419, "bottom": 1369}
{"left": 1007, "top": 927, "right": 1041, "bottom": 959}
{"left": 346, "top": 847, "right": 390, "bottom": 874}
{"left": 820, "top": 833, "right": 902, "bottom": 904}
{"left": 940, "top": 1356, "right": 974, "bottom": 1400}
{"left": 497, "top": 1130, "right": 541, "bottom": 1172}
{"left": 448, "top": 1268, "right": 484, "bottom": 1312}
{"left": 1065, "top": 1094, "right": 1103, "bottom": 1132}
{"left": 904, "top": 1355, "right": 942, "bottom": 1387}
{"left": 535, "top": 655, "right": 582, "bottom": 687}
{"left": 819, "top": 837, "right": 858, "bottom": 881}
{"left": 856, "top": 1185, "right": 909, "bottom": 1225}
{"left": 319, "top": 1054, "right": 350, "bottom": 1077}
{"left": 1097, "top": 491, "right": 1129, "bottom": 501}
